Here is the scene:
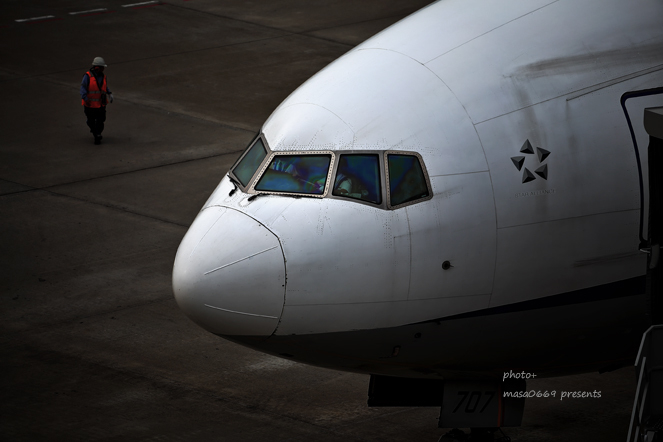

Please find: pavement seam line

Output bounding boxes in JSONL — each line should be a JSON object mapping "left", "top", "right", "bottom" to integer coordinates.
{"left": 1, "top": 327, "right": 373, "bottom": 441}
{"left": 0, "top": 150, "right": 244, "bottom": 198}
{"left": 17, "top": 349, "right": 373, "bottom": 442}
{"left": 5, "top": 0, "right": 411, "bottom": 50}
{"left": 0, "top": 32, "right": 341, "bottom": 86}
{"left": 108, "top": 95, "right": 257, "bottom": 131}
{"left": 0, "top": 65, "right": 257, "bottom": 131}
{"left": 63, "top": 343, "right": 375, "bottom": 441}
{"left": 25, "top": 73, "right": 258, "bottom": 131}
{"left": 42, "top": 187, "right": 191, "bottom": 228}
{"left": 302, "top": 12, "right": 412, "bottom": 35}
{"left": 1, "top": 4, "right": 423, "bottom": 86}
{"left": 159, "top": 1, "right": 425, "bottom": 48}
{"left": 0, "top": 296, "right": 175, "bottom": 339}
{"left": 0, "top": 178, "right": 36, "bottom": 194}
{"left": 0, "top": 2, "right": 402, "bottom": 93}
{"left": 160, "top": 1, "right": 359, "bottom": 48}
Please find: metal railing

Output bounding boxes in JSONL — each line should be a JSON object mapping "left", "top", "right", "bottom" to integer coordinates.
{"left": 627, "top": 325, "right": 663, "bottom": 442}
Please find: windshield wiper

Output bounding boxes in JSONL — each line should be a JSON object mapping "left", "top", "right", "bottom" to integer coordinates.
{"left": 228, "top": 174, "right": 240, "bottom": 196}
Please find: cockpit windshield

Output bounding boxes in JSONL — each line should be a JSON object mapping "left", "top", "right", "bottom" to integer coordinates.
{"left": 387, "top": 154, "right": 430, "bottom": 207}
{"left": 332, "top": 154, "right": 381, "bottom": 204}
{"left": 255, "top": 154, "right": 332, "bottom": 195}
{"left": 236, "top": 137, "right": 431, "bottom": 208}
{"left": 233, "top": 138, "right": 267, "bottom": 187}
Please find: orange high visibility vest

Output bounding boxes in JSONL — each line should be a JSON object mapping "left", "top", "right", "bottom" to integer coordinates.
{"left": 82, "top": 71, "right": 107, "bottom": 108}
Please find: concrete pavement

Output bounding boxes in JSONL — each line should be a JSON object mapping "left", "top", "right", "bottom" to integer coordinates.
{"left": 0, "top": 1, "right": 639, "bottom": 440}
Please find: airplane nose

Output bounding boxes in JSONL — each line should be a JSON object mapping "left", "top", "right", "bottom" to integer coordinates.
{"left": 172, "top": 206, "right": 285, "bottom": 337}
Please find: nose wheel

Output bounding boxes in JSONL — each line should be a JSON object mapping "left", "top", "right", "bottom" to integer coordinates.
{"left": 438, "top": 428, "right": 511, "bottom": 442}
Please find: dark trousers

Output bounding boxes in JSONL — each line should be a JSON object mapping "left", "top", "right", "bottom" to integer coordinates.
{"left": 84, "top": 106, "right": 106, "bottom": 136}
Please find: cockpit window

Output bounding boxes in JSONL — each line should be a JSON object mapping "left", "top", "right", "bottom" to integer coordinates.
{"left": 255, "top": 154, "right": 332, "bottom": 195}
{"left": 387, "top": 154, "right": 430, "bottom": 207}
{"left": 332, "top": 154, "right": 381, "bottom": 204}
{"left": 233, "top": 138, "right": 267, "bottom": 187}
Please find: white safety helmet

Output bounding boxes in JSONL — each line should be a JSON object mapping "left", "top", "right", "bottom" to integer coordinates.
{"left": 92, "top": 57, "right": 107, "bottom": 67}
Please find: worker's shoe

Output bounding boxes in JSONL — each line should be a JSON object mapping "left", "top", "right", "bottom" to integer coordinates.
{"left": 94, "top": 135, "right": 101, "bottom": 145}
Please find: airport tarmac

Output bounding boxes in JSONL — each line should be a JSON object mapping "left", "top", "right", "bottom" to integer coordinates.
{"left": 0, "top": 1, "right": 642, "bottom": 441}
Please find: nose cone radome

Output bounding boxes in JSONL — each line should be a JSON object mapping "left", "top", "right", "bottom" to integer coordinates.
{"left": 173, "top": 206, "right": 285, "bottom": 337}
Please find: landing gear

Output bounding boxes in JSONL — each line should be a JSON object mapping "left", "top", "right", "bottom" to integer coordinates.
{"left": 438, "top": 427, "right": 511, "bottom": 442}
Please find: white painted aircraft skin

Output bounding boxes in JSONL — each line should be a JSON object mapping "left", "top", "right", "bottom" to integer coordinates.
{"left": 173, "top": 0, "right": 663, "bottom": 379}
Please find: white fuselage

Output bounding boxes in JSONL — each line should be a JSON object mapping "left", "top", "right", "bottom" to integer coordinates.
{"left": 173, "top": 0, "right": 663, "bottom": 379}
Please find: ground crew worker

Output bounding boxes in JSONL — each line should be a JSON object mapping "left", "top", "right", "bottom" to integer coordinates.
{"left": 81, "top": 57, "right": 113, "bottom": 145}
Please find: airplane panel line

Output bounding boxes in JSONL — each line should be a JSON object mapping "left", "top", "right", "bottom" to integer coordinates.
{"left": 204, "top": 304, "right": 278, "bottom": 319}
{"left": 474, "top": 63, "right": 663, "bottom": 126}
{"left": 429, "top": 170, "right": 489, "bottom": 178}
{"left": 204, "top": 246, "right": 279, "bottom": 275}
{"left": 496, "top": 207, "right": 640, "bottom": 230}
{"left": 410, "top": 275, "right": 646, "bottom": 325}
{"left": 189, "top": 210, "right": 227, "bottom": 260}
{"left": 423, "top": 0, "right": 561, "bottom": 65}
{"left": 285, "top": 293, "right": 491, "bottom": 308}
{"left": 567, "top": 64, "right": 663, "bottom": 101}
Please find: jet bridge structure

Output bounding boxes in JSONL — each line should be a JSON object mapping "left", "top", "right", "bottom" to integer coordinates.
{"left": 627, "top": 104, "right": 663, "bottom": 442}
